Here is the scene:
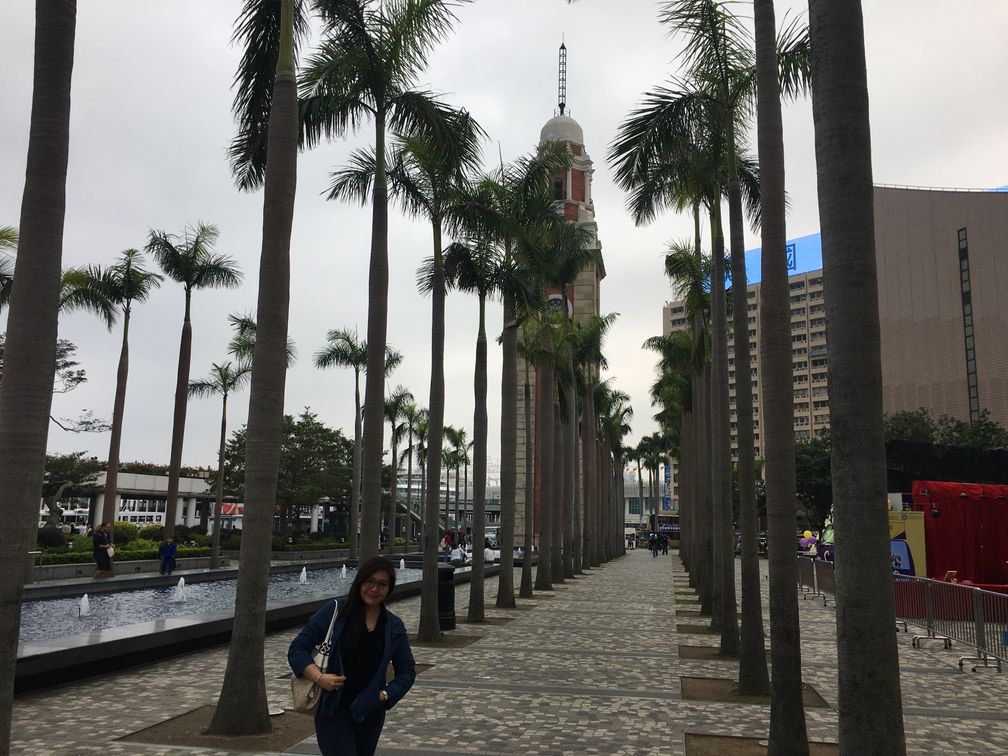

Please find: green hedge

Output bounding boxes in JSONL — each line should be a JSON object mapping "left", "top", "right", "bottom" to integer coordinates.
{"left": 39, "top": 546, "right": 211, "bottom": 565}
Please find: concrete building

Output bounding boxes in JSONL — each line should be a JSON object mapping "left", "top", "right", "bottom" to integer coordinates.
{"left": 661, "top": 185, "right": 1008, "bottom": 502}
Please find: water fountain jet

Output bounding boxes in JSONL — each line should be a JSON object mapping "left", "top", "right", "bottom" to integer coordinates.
{"left": 171, "top": 577, "right": 187, "bottom": 603}
{"left": 78, "top": 595, "right": 90, "bottom": 617}
{"left": 299, "top": 567, "right": 308, "bottom": 585}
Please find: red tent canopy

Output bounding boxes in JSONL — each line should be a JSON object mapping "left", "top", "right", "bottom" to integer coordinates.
{"left": 912, "top": 480, "right": 1008, "bottom": 585}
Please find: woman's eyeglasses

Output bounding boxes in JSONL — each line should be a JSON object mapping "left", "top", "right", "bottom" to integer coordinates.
{"left": 363, "top": 578, "right": 390, "bottom": 591}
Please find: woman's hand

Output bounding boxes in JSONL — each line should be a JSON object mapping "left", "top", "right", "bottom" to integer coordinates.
{"left": 320, "top": 674, "right": 346, "bottom": 691}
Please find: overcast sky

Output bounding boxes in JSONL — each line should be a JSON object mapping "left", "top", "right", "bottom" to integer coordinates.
{"left": 2, "top": 1, "right": 1006, "bottom": 478}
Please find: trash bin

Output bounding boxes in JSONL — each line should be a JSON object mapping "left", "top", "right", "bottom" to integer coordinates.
{"left": 437, "top": 562, "right": 456, "bottom": 631}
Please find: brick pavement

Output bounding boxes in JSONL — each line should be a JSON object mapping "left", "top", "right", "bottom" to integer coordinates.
{"left": 10, "top": 550, "right": 1008, "bottom": 754}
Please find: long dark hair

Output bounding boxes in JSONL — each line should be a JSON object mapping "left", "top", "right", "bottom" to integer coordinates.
{"left": 337, "top": 556, "right": 396, "bottom": 621}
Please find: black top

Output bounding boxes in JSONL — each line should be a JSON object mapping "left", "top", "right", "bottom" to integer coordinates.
{"left": 337, "top": 608, "right": 387, "bottom": 709}
{"left": 93, "top": 530, "right": 110, "bottom": 554}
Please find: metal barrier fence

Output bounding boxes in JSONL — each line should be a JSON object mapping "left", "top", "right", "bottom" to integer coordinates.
{"left": 798, "top": 556, "right": 1007, "bottom": 673}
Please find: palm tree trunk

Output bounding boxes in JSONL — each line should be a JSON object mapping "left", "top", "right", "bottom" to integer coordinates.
{"left": 0, "top": 3, "right": 75, "bottom": 746}
{"left": 729, "top": 165, "right": 769, "bottom": 693}
{"left": 359, "top": 110, "right": 390, "bottom": 562}
{"left": 754, "top": 1, "right": 810, "bottom": 749}
{"left": 496, "top": 294, "right": 517, "bottom": 608}
{"left": 562, "top": 373, "right": 575, "bottom": 579}
{"left": 164, "top": 293, "right": 193, "bottom": 540}
{"left": 418, "top": 218, "right": 446, "bottom": 641}
{"left": 467, "top": 295, "right": 488, "bottom": 622}
{"left": 551, "top": 399, "right": 563, "bottom": 583}
{"left": 710, "top": 201, "right": 739, "bottom": 653}
{"left": 206, "top": 0, "right": 296, "bottom": 733}
{"left": 210, "top": 392, "right": 228, "bottom": 569}
{"left": 754, "top": 10, "right": 818, "bottom": 756}
{"left": 389, "top": 439, "right": 398, "bottom": 553}
{"left": 584, "top": 381, "right": 600, "bottom": 567}
{"left": 350, "top": 371, "right": 361, "bottom": 558}
{"left": 572, "top": 404, "right": 583, "bottom": 574}
{"left": 405, "top": 428, "right": 414, "bottom": 552}
{"left": 519, "top": 360, "right": 535, "bottom": 597}
{"left": 102, "top": 312, "right": 130, "bottom": 528}
{"left": 809, "top": 3, "right": 906, "bottom": 753}
{"left": 534, "top": 356, "right": 554, "bottom": 590}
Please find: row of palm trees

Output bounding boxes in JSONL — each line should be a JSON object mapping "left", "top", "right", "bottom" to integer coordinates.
{"left": 612, "top": 1, "right": 905, "bottom": 754}
{"left": 0, "top": 1, "right": 900, "bottom": 752}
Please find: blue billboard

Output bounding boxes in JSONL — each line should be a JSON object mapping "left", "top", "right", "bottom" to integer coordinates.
{"left": 725, "top": 232, "right": 823, "bottom": 286}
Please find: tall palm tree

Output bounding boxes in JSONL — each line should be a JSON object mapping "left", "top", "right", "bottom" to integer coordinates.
{"left": 752, "top": 0, "right": 803, "bottom": 725}
{"left": 384, "top": 384, "right": 414, "bottom": 552}
{"left": 571, "top": 314, "right": 617, "bottom": 569}
{"left": 99, "top": 250, "right": 163, "bottom": 528}
{"left": 315, "top": 329, "right": 401, "bottom": 558}
{"left": 440, "top": 238, "right": 501, "bottom": 622}
{"left": 443, "top": 425, "right": 467, "bottom": 534}
{"left": 188, "top": 361, "right": 251, "bottom": 568}
{"left": 808, "top": 3, "right": 906, "bottom": 752}
{"left": 399, "top": 402, "right": 425, "bottom": 550}
{"left": 331, "top": 116, "right": 483, "bottom": 639}
{"left": 301, "top": 0, "right": 472, "bottom": 565}
{"left": 206, "top": 0, "right": 299, "bottom": 737}
{"left": 148, "top": 222, "right": 242, "bottom": 539}
{"left": 0, "top": 3, "right": 76, "bottom": 745}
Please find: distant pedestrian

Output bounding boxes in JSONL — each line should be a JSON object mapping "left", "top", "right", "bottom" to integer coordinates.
{"left": 93, "top": 522, "right": 114, "bottom": 578}
{"left": 449, "top": 544, "right": 466, "bottom": 567}
{"left": 288, "top": 556, "right": 416, "bottom": 756}
{"left": 159, "top": 536, "right": 177, "bottom": 575}
{"left": 649, "top": 534, "right": 658, "bottom": 558}
{"left": 660, "top": 533, "right": 669, "bottom": 555}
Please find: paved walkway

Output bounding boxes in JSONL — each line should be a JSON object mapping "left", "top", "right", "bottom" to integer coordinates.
{"left": 11, "top": 551, "right": 1008, "bottom": 754}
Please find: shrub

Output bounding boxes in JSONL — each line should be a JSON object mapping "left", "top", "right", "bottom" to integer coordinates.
{"left": 138, "top": 524, "right": 165, "bottom": 541}
{"left": 39, "top": 546, "right": 211, "bottom": 565}
{"left": 67, "top": 534, "right": 92, "bottom": 552}
{"left": 189, "top": 525, "right": 207, "bottom": 536}
{"left": 37, "top": 526, "right": 67, "bottom": 549}
{"left": 174, "top": 524, "right": 191, "bottom": 541}
{"left": 113, "top": 520, "right": 139, "bottom": 545}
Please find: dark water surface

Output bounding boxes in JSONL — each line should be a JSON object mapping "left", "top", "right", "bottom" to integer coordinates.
{"left": 20, "top": 566, "right": 423, "bottom": 643}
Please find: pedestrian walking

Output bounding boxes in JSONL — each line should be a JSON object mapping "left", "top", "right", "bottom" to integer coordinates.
{"left": 288, "top": 556, "right": 416, "bottom": 756}
{"left": 660, "top": 533, "right": 669, "bottom": 555}
{"left": 92, "top": 522, "right": 114, "bottom": 578}
{"left": 649, "top": 533, "right": 658, "bottom": 558}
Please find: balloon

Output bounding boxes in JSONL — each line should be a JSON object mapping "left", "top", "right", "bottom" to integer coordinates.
{"left": 808, "top": 536, "right": 817, "bottom": 544}
{"left": 803, "top": 530, "right": 813, "bottom": 539}
{"left": 800, "top": 537, "right": 810, "bottom": 549}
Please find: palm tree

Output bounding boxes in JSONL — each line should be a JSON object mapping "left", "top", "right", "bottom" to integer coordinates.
{"left": 440, "top": 238, "right": 501, "bottom": 622}
{"left": 206, "top": 0, "right": 299, "bottom": 737}
{"left": 384, "top": 384, "right": 414, "bottom": 552}
{"left": 808, "top": 3, "right": 906, "bottom": 752}
{"left": 399, "top": 402, "right": 425, "bottom": 550}
{"left": 188, "top": 361, "right": 251, "bottom": 568}
{"left": 331, "top": 116, "right": 483, "bottom": 640}
{"left": 315, "top": 329, "right": 402, "bottom": 559}
{"left": 148, "top": 222, "right": 242, "bottom": 539}
{"left": 571, "top": 315, "right": 616, "bottom": 570}
{"left": 301, "top": 0, "right": 472, "bottom": 565}
{"left": 443, "top": 425, "right": 467, "bottom": 535}
{"left": 0, "top": 3, "right": 76, "bottom": 745}
{"left": 99, "top": 250, "right": 163, "bottom": 528}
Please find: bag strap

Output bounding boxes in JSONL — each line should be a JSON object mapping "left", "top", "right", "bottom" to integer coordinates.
{"left": 318, "top": 599, "right": 339, "bottom": 668}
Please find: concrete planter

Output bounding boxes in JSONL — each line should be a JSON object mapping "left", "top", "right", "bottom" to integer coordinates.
{"left": 32, "top": 556, "right": 230, "bottom": 582}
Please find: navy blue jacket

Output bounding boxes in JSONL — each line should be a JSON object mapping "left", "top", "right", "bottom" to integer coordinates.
{"left": 288, "top": 600, "right": 416, "bottom": 721}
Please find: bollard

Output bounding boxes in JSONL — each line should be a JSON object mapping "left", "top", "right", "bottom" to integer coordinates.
{"left": 438, "top": 562, "right": 456, "bottom": 631}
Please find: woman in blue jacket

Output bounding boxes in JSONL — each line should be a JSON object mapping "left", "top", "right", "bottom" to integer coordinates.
{"left": 288, "top": 555, "right": 416, "bottom": 756}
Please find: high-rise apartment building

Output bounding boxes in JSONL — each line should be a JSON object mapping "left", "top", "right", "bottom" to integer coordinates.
{"left": 660, "top": 185, "right": 1008, "bottom": 504}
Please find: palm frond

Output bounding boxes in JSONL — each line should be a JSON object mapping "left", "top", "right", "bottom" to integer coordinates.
{"left": 228, "top": 0, "right": 312, "bottom": 191}
{"left": 325, "top": 147, "right": 378, "bottom": 205}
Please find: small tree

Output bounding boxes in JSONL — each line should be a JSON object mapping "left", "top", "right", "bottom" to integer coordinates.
{"left": 42, "top": 452, "right": 103, "bottom": 527}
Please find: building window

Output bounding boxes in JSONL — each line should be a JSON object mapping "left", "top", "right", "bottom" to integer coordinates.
{"left": 958, "top": 227, "right": 980, "bottom": 422}
{"left": 628, "top": 498, "right": 642, "bottom": 515}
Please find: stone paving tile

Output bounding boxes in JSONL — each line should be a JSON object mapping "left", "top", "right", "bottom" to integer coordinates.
{"left": 11, "top": 552, "right": 1008, "bottom": 755}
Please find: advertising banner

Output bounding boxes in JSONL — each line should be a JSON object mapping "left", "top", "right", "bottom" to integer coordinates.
{"left": 889, "top": 510, "right": 927, "bottom": 577}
